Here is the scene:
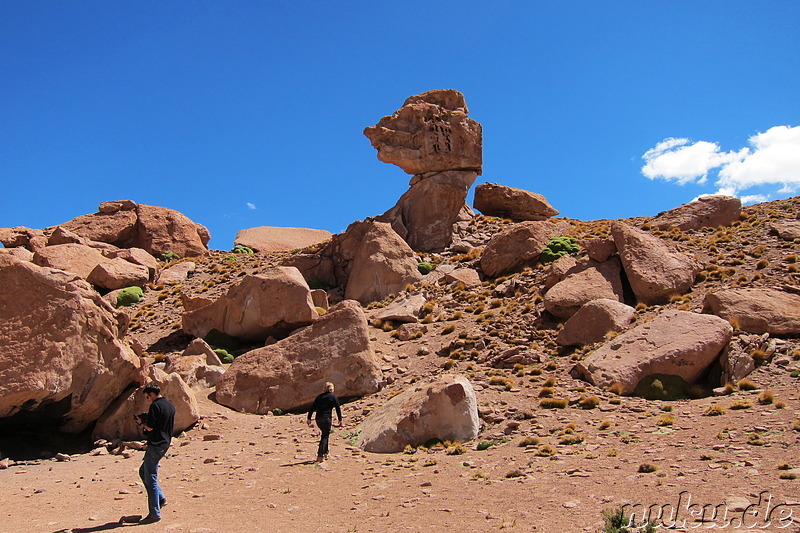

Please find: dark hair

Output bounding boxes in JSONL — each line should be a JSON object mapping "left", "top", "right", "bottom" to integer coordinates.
{"left": 143, "top": 383, "right": 161, "bottom": 396}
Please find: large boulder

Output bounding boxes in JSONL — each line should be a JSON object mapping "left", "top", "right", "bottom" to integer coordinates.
{"left": 651, "top": 195, "right": 741, "bottom": 230}
{"left": 356, "top": 374, "right": 480, "bottom": 453}
{"left": 543, "top": 259, "right": 625, "bottom": 319}
{"left": 378, "top": 170, "right": 477, "bottom": 251}
{"left": 770, "top": 220, "right": 800, "bottom": 241}
{"left": 363, "top": 89, "right": 482, "bottom": 175}
{"left": 556, "top": 298, "right": 636, "bottom": 346}
{"left": 107, "top": 248, "right": 160, "bottom": 282}
{"left": 87, "top": 257, "right": 150, "bottom": 290}
{"left": 0, "top": 226, "right": 45, "bottom": 249}
{"left": 0, "top": 255, "right": 143, "bottom": 433}
{"left": 215, "top": 300, "right": 383, "bottom": 414}
{"left": 134, "top": 203, "right": 209, "bottom": 258}
{"left": 473, "top": 183, "right": 559, "bottom": 221}
{"left": 182, "top": 266, "right": 318, "bottom": 342}
{"left": 702, "top": 288, "right": 800, "bottom": 335}
{"left": 158, "top": 261, "right": 196, "bottom": 284}
{"left": 92, "top": 367, "right": 199, "bottom": 441}
{"left": 344, "top": 222, "right": 423, "bottom": 304}
{"left": 572, "top": 310, "right": 733, "bottom": 395}
{"left": 32, "top": 243, "right": 107, "bottom": 280}
{"left": 480, "top": 220, "right": 567, "bottom": 278}
{"left": 234, "top": 226, "right": 332, "bottom": 253}
{"left": 375, "top": 293, "right": 427, "bottom": 323}
{"left": 57, "top": 204, "right": 139, "bottom": 247}
{"left": 611, "top": 221, "right": 697, "bottom": 304}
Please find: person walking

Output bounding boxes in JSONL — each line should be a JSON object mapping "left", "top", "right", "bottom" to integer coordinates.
{"left": 306, "top": 382, "right": 342, "bottom": 463}
{"left": 135, "top": 382, "right": 175, "bottom": 524}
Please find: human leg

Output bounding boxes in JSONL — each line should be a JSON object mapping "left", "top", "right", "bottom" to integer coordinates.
{"left": 316, "top": 416, "right": 332, "bottom": 459}
{"left": 139, "top": 446, "right": 166, "bottom": 518}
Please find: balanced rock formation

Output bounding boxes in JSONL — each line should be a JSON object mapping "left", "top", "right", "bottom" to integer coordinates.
{"left": 611, "top": 221, "right": 698, "bottom": 304}
{"left": 364, "top": 89, "right": 481, "bottom": 175}
{"left": 182, "top": 266, "right": 318, "bottom": 342}
{"left": 92, "top": 367, "right": 199, "bottom": 441}
{"left": 473, "top": 183, "right": 559, "bottom": 221}
{"left": 215, "top": 300, "right": 383, "bottom": 414}
{"left": 543, "top": 259, "right": 625, "bottom": 319}
{"left": 480, "top": 220, "right": 567, "bottom": 278}
{"left": 573, "top": 310, "right": 733, "bottom": 395}
{"left": 651, "top": 195, "right": 742, "bottom": 230}
{"left": 0, "top": 254, "right": 142, "bottom": 433}
{"left": 365, "top": 89, "right": 483, "bottom": 252}
{"left": 702, "top": 288, "right": 800, "bottom": 335}
{"left": 234, "top": 226, "right": 332, "bottom": 253}
{"left": 556, "top": 298, "right": 636, "bottom": 346}
{"left": 356, "top": 374, "right": 480, "bottom": 453}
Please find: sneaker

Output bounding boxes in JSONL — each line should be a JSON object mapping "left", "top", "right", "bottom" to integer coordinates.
{"left": 139, "top": 514, "right": 161, "bottom": 524}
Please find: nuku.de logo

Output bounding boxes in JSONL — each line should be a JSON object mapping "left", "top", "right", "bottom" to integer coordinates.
{"left": 621, "top": 491, "right": 798, "bottom": 529}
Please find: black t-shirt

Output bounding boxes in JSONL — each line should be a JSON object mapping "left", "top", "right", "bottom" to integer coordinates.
{"left": 308, "top": 391, "right": 342, "bottom": 421}
{"left": 145, "top": 396, "right": 176, "bottom": 449}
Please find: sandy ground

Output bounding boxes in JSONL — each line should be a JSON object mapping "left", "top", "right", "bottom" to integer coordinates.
{"left": 2, "top": 367, "right": 800, "bottom": 533}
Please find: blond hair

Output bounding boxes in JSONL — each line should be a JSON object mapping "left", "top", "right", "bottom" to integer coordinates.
{"left": 325, "top": 382, "right": 335, "bottom": 392}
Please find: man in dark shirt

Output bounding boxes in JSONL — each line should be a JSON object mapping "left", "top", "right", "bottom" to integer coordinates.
{"left": 306, "top": 382, "right": 342, "bottom": 463}
{"left": 135, "top": 382, "right": 176, "bottom": 524}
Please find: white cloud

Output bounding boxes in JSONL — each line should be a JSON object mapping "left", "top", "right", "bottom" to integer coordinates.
{"left": 641, "top": 125, "right": 800, "bottom": 201}
{"left": 246, "top": 202, "right": 257, "bottom": 210}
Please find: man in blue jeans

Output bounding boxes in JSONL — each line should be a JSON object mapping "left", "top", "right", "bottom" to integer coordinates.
{"left": 135, "top": 382, "right": 175, "bottom": 524}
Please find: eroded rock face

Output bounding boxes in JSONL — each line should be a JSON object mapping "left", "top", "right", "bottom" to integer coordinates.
{"left": 92, "top": 368, "right": 199, "bottom": 441}
{"left": 480, "top": 220, "right": 567, "bottom": 278}
{"left": 234, "top": 226, "right": 332, "bottom": 253}
{"left": 363, "top": 89, "right": 482, "bottom": 175}
{"left": 378, "top": 170, "right": 477, "bottom": 251}
{"left": 344, "top": 222, "right": 423, "bottom": 304}
{"left": 556, "top": 298, "right": 635, "bottom": 346}
{"left": 473, "top": 183, "right": 559, "bottom": 221}
{"left": 702, "top": 288, "right": 800, "bottom": 335}
{"left": 543, "top": 259, "right": 625, "bottom": 319}
{"left": 215, "top": 300, "right": 383, "bottom": 414}
{"left": 182, "top": 267, "right": 318, "bottom": 342}
{"left": 611, "top": 221, "right": 697, "bottom": 304}
{"left": 573, "top": 310, "right": 732, "bottom": 395}
{"left": 0, "top": 255, "right": 142, "bottom": 433}
{"left": 356, "top": 374, "right": 480, "bottom": 453}
{"left": 651, "top": 195, "right": 741, "bottom": 230}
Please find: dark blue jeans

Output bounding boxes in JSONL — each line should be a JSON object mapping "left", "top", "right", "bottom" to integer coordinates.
{"left": 316, "top": 416, "right": 332, "bottom": 457}
{"left": 139, "top": 445, "right": 167, "bottom": 518}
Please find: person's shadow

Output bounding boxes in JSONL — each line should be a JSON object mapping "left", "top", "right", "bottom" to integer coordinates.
{"left": 279, "top": 459, "right": 317, "bottom": 467}
{"left": 53, "top": 517, "right": 139, "bottom": 532}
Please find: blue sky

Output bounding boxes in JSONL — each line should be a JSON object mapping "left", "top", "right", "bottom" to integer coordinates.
{"left": 2, "top": 2, "right": 799, "bottom": 250}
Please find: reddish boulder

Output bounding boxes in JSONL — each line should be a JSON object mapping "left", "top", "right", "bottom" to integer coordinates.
{"left": 182, "top": 266, "right": 318, "bottom": 342}
{"left": 473, "top": 183, "right": 559, "bottom": 221}
{"left": 32, "top": 243, "right": 107, "bottom": 280}
{"left": 544, "top": 259, "right": 625, "bottom": 319}
{"left": 651, "top": 195, "right": 741, "bottom": 230}
{"left": 611, "top": 221, "right": 697, "bottom": 304}
{"left": 480, "top": 220, "right": 567, "bottom": 278}
{"left": 0, "top": 255, "right": 142, "bottom": 433}
{"left": 356, "top": 374, "right": 480, "bottom": 453}
{"left": 573, "top": 310, "right": 732, "bottom": 395}
{"left": 363, "top": 89, "right": 482, "bottom": 175}
{"left": 770, "top": 220, "right": 800, "bottom": 241}
{"left": 702, "top": 288, "right": 800, "bottom": 335}
{"left": 344, "top": 222, "right": 422, "bottom": 304}
{"left": 556, "top": 298, "right": 635, "bottom": 346}
{"left": 87, "top": 257, "right": 150, "bottom": 290}
{"left": 215, "top": 300, "right": 383, "bottom": 414}
{"left": 234, "top": 226, "right": 332, "bottom": 253}
{"left": 134, "top": 204, "right": 209, "bottom": 258}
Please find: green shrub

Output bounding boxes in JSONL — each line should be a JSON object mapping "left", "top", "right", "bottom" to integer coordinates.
{"left": 214, "top": 348, "right": 234, "bottom": 364}
{"left": 633, "top": 374, "right": 689, "bottom": 400}
{"left": 417, "top": 262, "right": 434, "bottom": 275}
{"left": 539, "top": 237, "right": 580, "bottom": 264}
{"left": 116, "top": 286, "right": 144, "bottom": 307}
{"left": 231, "top": 245, "right": 254, "bottom": 254}
{"left": 600, "top": 506, "right": 657, "bottom": 533}
{"left": 159, "top": 251, "right": 180, "bottom": 261}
